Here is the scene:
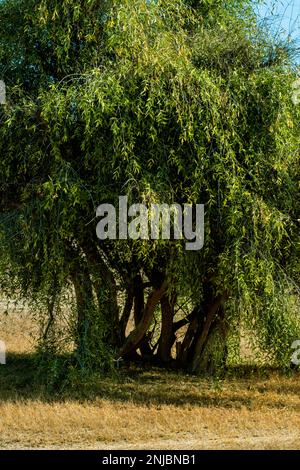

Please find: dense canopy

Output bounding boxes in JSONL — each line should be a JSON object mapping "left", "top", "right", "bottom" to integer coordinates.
{"left": 0, "top": 0, "right": 299, "bottom": 378}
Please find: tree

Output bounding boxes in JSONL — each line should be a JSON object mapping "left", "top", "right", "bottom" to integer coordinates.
{"left": 0, "top": 0, "right": 299, "bottom": 377}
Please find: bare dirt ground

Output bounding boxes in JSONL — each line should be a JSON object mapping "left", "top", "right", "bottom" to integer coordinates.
{"left": 0, "top": 304, "right": 300, "bottom": 450}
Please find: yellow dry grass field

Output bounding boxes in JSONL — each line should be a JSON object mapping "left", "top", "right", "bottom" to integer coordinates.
{"left": 0, "top": 303, "right": 300, "bottom": 450}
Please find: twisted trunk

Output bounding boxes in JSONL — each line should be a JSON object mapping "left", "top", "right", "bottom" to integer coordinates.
{"left": 118, "top": 280, "right": 168, "bottom": 359}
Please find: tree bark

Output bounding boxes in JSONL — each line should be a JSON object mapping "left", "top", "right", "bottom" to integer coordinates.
{"left": 177, "top": 308, "right": 200, "bottom": 367}
{"left": 133, "top": 274, "right": 153, "bottom": 357}
{"left": 190, "top": 292, "right": 228, "bottom": 373}
{"left": 118, "top": 280, "right": 168, "bottom": 359}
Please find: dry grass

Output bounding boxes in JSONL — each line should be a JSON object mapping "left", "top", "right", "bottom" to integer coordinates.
{"left": 1, "top": 398, "right": 300, "bottom": 450}
{"left": 0, "top": 304, "right": 300, "bottom": 450}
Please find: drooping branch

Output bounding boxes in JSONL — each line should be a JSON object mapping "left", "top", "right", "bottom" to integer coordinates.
{"left": 43, "top": 279, "right": 59, "bottom": 342}
{"left": 80, "top": 241, "right": 120, "bottom": 346}
{"left": 70, "top": 263, "right": 95, "bottom": 352}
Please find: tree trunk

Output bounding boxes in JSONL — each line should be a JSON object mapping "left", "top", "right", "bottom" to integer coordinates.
{"left": 119, "top": 285, "right": 134, "bottom": 341}
{"left": 176, "top": 307, "right": 201, "bottom": 367}
{"left": 157, "top": 294, "right": 176, "bottom": 363}
{"left": 118, "top": 280, "right": 167, "bottom": 359}
{"left": 194, "top": 306, "right": 229, "bottom": 374}
{"left": 190, "top": 292, "right": 228, "bottom": 373}
{"left": 133, "top": 274, "right": 153, "bottom": 357}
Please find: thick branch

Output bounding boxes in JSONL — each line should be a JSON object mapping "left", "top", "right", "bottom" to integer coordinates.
{"left": 172, "top": 309, "right": 198, "bottom": 333}
{"left": 118, "top": 280, "right": 168, "bottom": 358}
